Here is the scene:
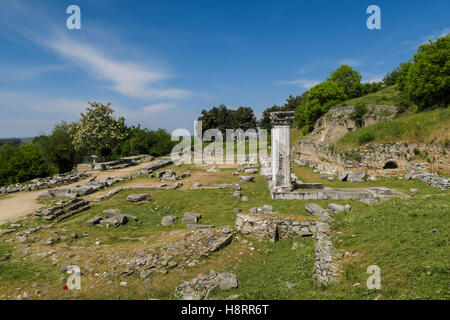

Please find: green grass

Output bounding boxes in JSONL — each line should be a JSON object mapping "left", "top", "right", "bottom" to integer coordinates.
{"left": 333, "top": 86, "right": 403, "bottom": 109}
{"left": 331, "top": 194, "right": 450, "bottom": 299}
{"left": 292, "top": 164, "right": 446, "bottom": 195}
{"left": 1, "top": 162, "right": 449, "bottom": 299}
{"left": 290, "top": 128, "right": 305, "bottom": 147}
{"left": 336, "top": 107, "right": 450, "bottom": 148}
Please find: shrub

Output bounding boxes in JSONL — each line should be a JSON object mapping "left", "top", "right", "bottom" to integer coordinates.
{"left": 358, "top": 132, "right": 375, "bottom": 145}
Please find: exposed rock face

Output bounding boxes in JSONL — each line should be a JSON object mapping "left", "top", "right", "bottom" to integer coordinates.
{"left": 1, "top": 172, "right": 91, "bottom": 195}
{"left": 303, "top": 105, "right": 398, "bottom": 144}
{"left": 236, "top": 214, "right": 316, "bottom": 241}
{"left": 291, "top": 105, "right": 449, "bottom": 179}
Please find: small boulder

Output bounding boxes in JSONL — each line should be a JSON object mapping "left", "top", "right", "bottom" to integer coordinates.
{"left": 218, "top": 272, "right": 238, "bottom": 290}
{"left": 182, "top": 212, "right": 201, "bottom": 224}
{"left": 86, "top": 215, "right": 102, "bottom": 226}
{"left": 305, "top": 203, "right": 325, "bottom": 215}
{"left": 162, "top": 215, "right": 178, "bottom": 226}
{"left": 126, "top": 194, "right": 151, "bottom": 202}
{"left": 328, "top": 203, "right": 345, "bottom": 213}
{"left": 239, "top": 176, "right": 255, "bottom": 183}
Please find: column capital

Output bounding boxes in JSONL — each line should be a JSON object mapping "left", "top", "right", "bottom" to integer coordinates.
{"left": 270, "top": 111, "right": 295, "bottom": 126}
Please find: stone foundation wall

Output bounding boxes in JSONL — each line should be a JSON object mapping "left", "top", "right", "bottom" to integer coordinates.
{"left": 292, "top": 141, "right": 450, "bottom": 176}
{"left": 235, "top": 214, "right": 317, "bottom": 240}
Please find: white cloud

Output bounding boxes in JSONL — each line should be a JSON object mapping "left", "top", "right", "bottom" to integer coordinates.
{"left": 0, "top": 1, "right": 193, "bottom": 100}
{"left": 361, "top": 72, "right": 383, "bottom": 83}
{"left": 45, "top": 35, "right": 193, "bottom": 100}
{"left": 274, "top": 79, "right": 320, "bottom": 89}
{"left": 116, "top": 103, "right": 175, "bottom": 121}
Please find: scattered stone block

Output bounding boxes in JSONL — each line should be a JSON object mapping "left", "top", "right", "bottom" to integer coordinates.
{"left": 328, "top": 203, "right": 345, "bottom": 213}
{"left": 86, "top": 216, "right": 102, "bottom": 226}
{"left": 360, "top": 198, "right": 379, "bottom": 205}
{"left": 305, "top": 203, "right": 326, "bottom": 215}
{"left": 347, "top": 171, "right": 366, "bottom": 182}
{"left": 126, "top": 194, "right": 151, "bottom": 202}
{"left": 162, "top": 215, "right": 178, "bottom": 226}
{"left": 218, "top": 272, "right": 238, "bottom": 290}
{"left": 182, "top": 212, "right": 202, "bottom": 224}
{"left": 239, "top": 176, "right": 255, "bottom": 182}
{"left": 186, "top": 224, "right": 215, "bottom": 230}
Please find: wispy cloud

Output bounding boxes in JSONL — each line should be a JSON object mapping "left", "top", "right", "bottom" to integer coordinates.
{"left": 361, "top": 72, "right": 383, "bottom": 83}
{"left": 45, "top": 35, "right": 193, "bottom": 100}
{"left": 0, "top": 0, "right": 193, "bottom": 100}
{"left": 274, "top": 79, "right": 320, "bottom": 89}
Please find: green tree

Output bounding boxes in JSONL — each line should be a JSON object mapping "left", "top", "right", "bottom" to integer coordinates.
{"left": 295, "top": 80, "right": 346, "bottom": 131}
{"left": 259, "top": 105, "right": 284, "bottom": 131}
{"left": 198, "top": 105, "right": 257, "bottom": 134}
{"left": 328, "top": 65, "right": 362, "bottom": 98}
{"left": 72, "top": 102, "right": 128, "bottom": 156}
{"left": 34, "top": 122, "right": 78, "bottom": 173}
{"left": 397, "top": 35, "right": 450, "bottom": 109}
{"left": 383, "top": 67, "right": 401, "bottom": 86}
{"left": 0, "top": 144, "right": 53, "bottom": 186}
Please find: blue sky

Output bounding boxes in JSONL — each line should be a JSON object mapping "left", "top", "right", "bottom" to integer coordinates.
{"left": 0, "top": 0, "right": 448, "bottom": 137}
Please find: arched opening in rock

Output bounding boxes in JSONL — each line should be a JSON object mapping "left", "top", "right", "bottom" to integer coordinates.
{"left": 383, "top": 161, "right": 398, "bottom": 169}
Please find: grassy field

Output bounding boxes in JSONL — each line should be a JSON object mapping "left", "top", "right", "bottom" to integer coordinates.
{"left": 0, "top": 162, "right": 449, "bottom": 300}
{"left": 333, "top": 86, "right": 404, "bottom": 109}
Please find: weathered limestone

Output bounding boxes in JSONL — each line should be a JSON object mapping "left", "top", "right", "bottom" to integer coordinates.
{"left": 133, "top": 158, "right": 173, "bottom": 175}
{"left": 162, "top": 216, "right": 178, "bottom": 226}
{"left": 270, "top": 111, "right": 295, "bottom": 192}
{"left": 239, "top": 176, "right": 255, "bottom": 183}
{"left": 1, "top": 172, "right": 91, "bottom": 196}
{"left": 235, "top": 214, "right": 316, "bottom": 241}
{"left": 305, "top": 203, "right": 326, "bottom": 215}
{"left": 182, "top": 212, "right": 202, "bottom": 224}
{"left": 315, "top": 219, "right": 338, "bottom": 285}
{"left": 126, "top": 193, "right": 151, "bottom": 202}
{"left": 34, "top": 198, "right": 91, "bottom": 221}
{"left": 175, "top": 270, "right": 238, "bottom": 300}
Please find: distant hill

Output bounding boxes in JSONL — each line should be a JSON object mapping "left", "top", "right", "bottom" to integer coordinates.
{"left": 0, "top": 137, "right": 34, "bottom": 146}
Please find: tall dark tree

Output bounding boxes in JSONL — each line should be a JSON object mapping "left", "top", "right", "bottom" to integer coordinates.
{"left": 34, "top": 122, "right": 78, "bottom": 173}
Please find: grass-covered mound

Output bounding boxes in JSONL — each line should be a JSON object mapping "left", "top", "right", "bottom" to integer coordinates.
{"left": 336, "top": 107, "right": 450, "bottom": 147}
{"left": 332, "top": 85, "right": 404, "bottom": 110}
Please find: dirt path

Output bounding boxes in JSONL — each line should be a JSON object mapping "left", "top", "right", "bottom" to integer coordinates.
{"left": 0, "top": 161, "right": 154, "bottom": 225}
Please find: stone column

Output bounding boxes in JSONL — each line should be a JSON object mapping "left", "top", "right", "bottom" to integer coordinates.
{"left": 270, "top": 112, "right": 295, "bottom": 192}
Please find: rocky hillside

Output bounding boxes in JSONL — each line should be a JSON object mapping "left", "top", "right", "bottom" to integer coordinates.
{"left": 292, "top": 90, "right": 450, "bottom": 186}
